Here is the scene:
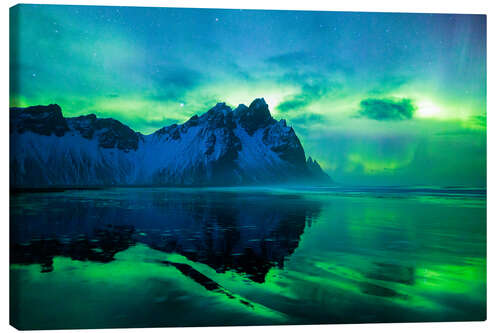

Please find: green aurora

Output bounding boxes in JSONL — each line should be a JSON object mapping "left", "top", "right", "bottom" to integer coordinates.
{"left": 10, "top": 5, "right": 486, "bottom": 186}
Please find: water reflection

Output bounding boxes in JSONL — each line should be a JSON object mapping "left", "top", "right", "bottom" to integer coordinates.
{"left": 11, "top": 189, "right": 322, "bottom": 283}
{"left": 10, "top": 187, "right": 487, "bottom": 328}
{"left": 11, "top": 225, "right": 136, "bottom": 272}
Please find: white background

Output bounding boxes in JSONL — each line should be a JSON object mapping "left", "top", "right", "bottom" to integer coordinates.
{"left": 1, "top": 0, "right": 498, "bottom": 332}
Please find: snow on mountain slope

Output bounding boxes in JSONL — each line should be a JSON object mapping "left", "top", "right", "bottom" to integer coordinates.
{"left": 10, "top": 98, "right": 332, "bottom": 187}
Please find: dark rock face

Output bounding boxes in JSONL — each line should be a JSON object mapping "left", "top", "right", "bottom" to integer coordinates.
{"left": 68, "top": 115, "right": 140, "bottom": 151}
{"left": 235, "top": 98, "right": 273, "bottom": 135}
{"left": 154, "top": 124, "right": 180, "bottom": 141}
{"left": 184, "top": 114, "right": 199, "bottom": 128}
{"left": 263, "top": 121, "right": 307, "bottom": 167}
{"left": 11, "top": 105, "right": 140, "bottom": 151}
{"left": 93, "top": 118, "right": 140, "bottom": 151}
{"left": 68, "top": 114, "right": 98, "bottom": 139}
{"left": 235, "top": 100, "right": 308, "bottom": 174}
{"left": 151, "top": 102, "right": 244, "bottom": 186}
{"left": 11, "top": 104, "right": 69, "bottom": 137}
{"left": 201, "top": 103, "right": 242, "bottom": 183}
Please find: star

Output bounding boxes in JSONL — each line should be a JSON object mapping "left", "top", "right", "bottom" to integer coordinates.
{"left": 180, "top": 103, "right": 184, "bottom": 107}
{"left": 32, "top": 73, "right": 36, "bottom": 77}
{"left": 215, "top": 18, "right": 219, "bottom": 22}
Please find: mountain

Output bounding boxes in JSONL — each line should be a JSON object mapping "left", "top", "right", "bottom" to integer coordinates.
{"left": 10, "top": 98, "right": 332, "bottom": 187}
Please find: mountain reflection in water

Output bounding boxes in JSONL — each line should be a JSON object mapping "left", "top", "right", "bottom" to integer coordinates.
{"left": 11, "top": 188, "right": 321, "bottom": 283}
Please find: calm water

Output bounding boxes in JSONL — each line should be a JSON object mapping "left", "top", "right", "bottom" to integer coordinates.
{"left": 10, "top": 187, "right": 486, "bottom": 329}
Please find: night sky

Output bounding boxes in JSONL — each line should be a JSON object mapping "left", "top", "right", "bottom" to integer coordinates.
{"left": 10, "top": 4, "right": 486, "bottom": 186}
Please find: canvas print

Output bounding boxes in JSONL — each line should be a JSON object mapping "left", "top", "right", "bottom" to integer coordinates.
{"left": 9, "top": 4, "right": 486, "bottom": 330}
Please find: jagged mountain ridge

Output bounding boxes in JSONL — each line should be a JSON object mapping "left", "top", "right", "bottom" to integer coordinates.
{"left": 10, "top": 98, "right": 331, "bottom": 187}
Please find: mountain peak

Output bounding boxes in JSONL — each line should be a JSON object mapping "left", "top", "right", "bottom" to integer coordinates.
{"left": 306, "top": 156, "right": 331, "bottom": 183}
{"left": 235, "top": 98, "right": 273, "bottom": 135}
{"left": 210, "top": 102, "right": 230, "bottom": 111}
{"left": 234, "top": 104, "right": 249, "bottom": 113}
{"left": 249, "top": 97, "right": 267, "bottom": 109}
{"left": 10, "top": 101, "right": 332, "bottom": 186}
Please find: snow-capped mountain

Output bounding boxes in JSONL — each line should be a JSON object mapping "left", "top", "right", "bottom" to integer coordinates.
{"left": 10, "top": 98, "right": 331, "bottom": 187}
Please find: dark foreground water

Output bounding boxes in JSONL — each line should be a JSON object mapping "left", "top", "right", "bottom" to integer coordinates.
{"left": 10, "top": 187, "right": 486, "bottom": 329}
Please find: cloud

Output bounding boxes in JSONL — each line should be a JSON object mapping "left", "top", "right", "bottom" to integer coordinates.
{"left": 276, "top": 79, "right": 340, "bottom": 113}
{"left": 276, "top": 96, "right": 310, "bottom": 113}
{"left": 288, "top": 113, "right": 326, "bottom": 127}
{"left": 357, "top": 98, "right": 416, "bottom": 121}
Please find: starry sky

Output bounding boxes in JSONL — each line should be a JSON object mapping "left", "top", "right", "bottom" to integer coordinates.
{"left": 10, "top": 4, "right": 486, "bottom": 186}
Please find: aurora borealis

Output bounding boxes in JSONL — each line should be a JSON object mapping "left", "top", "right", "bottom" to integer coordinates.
{"left": 9, "top": 5, "right": 486, "bottom": 186}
